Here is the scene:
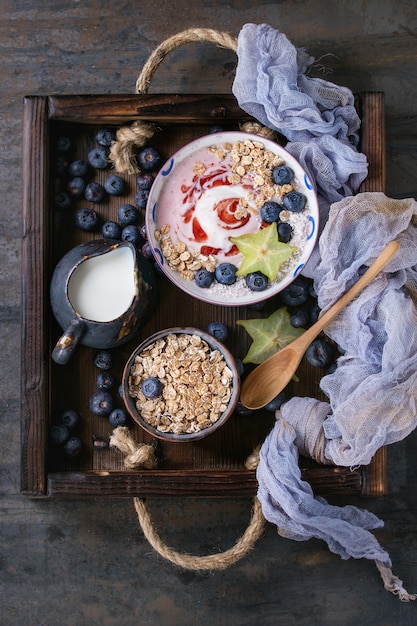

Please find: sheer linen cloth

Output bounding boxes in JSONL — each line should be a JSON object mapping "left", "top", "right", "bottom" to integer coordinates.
{"left": 258, "top": 193, "right": 417, "bottom": 600}
{"left": 233, "top": 23, "right": 417, "bottom": 600}
{"left": 232, "top": 22, "right": 368, "bottom": 275}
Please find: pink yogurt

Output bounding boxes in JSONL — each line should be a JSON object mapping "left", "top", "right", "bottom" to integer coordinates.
{"left": 152, "top": 146, "right": 264, "bottom": 265}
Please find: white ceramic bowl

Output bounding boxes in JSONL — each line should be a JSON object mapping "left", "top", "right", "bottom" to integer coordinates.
{"left": 145, "top": 131, "right": 319, "bottom": 306}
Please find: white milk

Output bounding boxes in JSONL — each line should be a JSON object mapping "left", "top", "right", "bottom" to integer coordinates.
{"left": 68, "top": 246, "right": 136, "bottom": 322}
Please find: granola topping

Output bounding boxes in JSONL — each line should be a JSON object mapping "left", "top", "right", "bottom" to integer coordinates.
{"left": 151, "top": 135, "right": 314, "bottom": 298}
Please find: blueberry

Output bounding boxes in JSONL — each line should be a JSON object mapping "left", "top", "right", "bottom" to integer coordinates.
{"left": 84, "top": 182, "right": 105, "bottom": 203}
{"left": 59, "top": 409, "right": 79, "bottom": 430}
{"left": 139, "top": 224, "right": 148, "bottom": 239}
{"left": 280, "top": 276, "right": 310, "bottom": 307}
{"left": 272, "top": 165, "right": 293, "bottom": 185}
{"left": 290, "top": 309, "right": 310, "bottom": 328}
{"left": 68, "top": 159, "right": 89, "bottom": 178}
{"left": 207, "top": 321, "right": 228, "bottom": 343}
{"left": 309, "top": 301, "right": 321, "bottom": 325}
{"left": 108, "top": 408, "right": 128, "bottom": 428}
{"left": 306, "top": 338, "right": 335, "bottom": 368}
{"left": 141, "top": 377, "right": 163, "bottom": 399}
{"left": 248, "top": 300, "right": 266, "bottom": 311}
{"left": 75, "top": 207, "right": 101, "bottom": 231}
{"left": 282, "top": 190, "right": 307, "bottom": 213}
{"left": 88, "top": 146, "right": 108, "bottom": 169}
{"left": 101, "top": 220, "right": 122, "bottom": 240}
{"left": 64, "top": 436, "right": 83, "bottom": 458}
{"left": 89, "top": 390, "right": 114, "bottom": 416}
{"left": 234, "top": 357, "right": 245, "bottom": 378}
{"left": 136, "top": 146, "right": 161, "bottom": 171}
{"left": 245, "top": 271, "right": 269, "bottom": 291}
{"left": 117, "top": 204, "right": 139, "bottom": 225}
{"left": 235, "top": 401, "right": 255, "bottom": 417}
{"left": 56, "top": 136, "right": 72, "bottom": 152}
{"left": 194, "top": 268, "right": 214, "bottom": 288}
{"left": 50, "top": 423, "right": 70, "bottom": 445}
{"left": 96, "top": 371, "right": 116, "bottom": 390}
{"left": 260, "top": 201, "right": 280, "bottom": 223}
{"left": 104, "top": 175, "right": 125, "bottom": 196}
{"left": 54, "top": 191, "right": 72, "bottom": 210}
{"left": 136, "top": 173, "right": 154, "bottom": 190}
{"left": 141, "top": 241, "right": 154, "bottom": 260}
{"left": 67, "top": 176, "right": 86, "bottom": 199}
{"left": 121, "top": 225, "right": 142, "bottom": 246}
{"left": 134, "top": 189, "right": 150, "bottom": 209}
{"left": 55, "top": 155, "right": 70, "bottom": 176}
{"left": 277, "top": 221, "right": 293, "bottom": 243}
{"left": 264, "top": 391, "right": 286, "bottom": 412}
{"left": 95, "top": 127, "right": 115, "bottom": 147}
{"left": 215, "top": 262, "right": 237, "bottom": 285}
{"left": 209, "top": 125, "right": 225, "bottom": 133}
{"left": 94, "top": 350, "right": 113, "bottom": 370}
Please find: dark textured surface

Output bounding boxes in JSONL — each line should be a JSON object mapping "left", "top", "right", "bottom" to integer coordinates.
{"left": 2, "top": 1, "right": 417, "bottom": 624}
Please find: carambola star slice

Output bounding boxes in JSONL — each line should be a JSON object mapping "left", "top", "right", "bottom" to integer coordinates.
{"left": 230, "top": 223, "right": 296, "bottom": 282}
{"left": 237, "top": 307, "right": 304, "bottom": 364}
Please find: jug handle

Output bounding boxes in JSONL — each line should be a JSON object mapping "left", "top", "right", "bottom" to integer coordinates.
{"left": 52, "top": 318, "right": 86, "bottom": 365}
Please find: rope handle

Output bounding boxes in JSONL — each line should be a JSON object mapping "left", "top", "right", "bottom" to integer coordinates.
{"left": 110, "top": 427, "right": 265, "bottom": 570}
{"left": 109, "top": 28, "right": 241, "bottom": 174}
{"left": 134, "top": 496, "right": 264, "bottom": 571}
{"left": 135, "top": 28, "right": 238, "bottom": 94}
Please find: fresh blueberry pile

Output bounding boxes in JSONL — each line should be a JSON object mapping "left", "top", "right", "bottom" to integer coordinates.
{"left": 89, "top": 350, "right": 129, "bottom": 429}
{"left": 53, "top": 129, "right": 163, "bottom": 256}
{"left": 279, "top": 274, "right": 338, "bottom": 369}
{"left": 49, "top": 408, "right": 83, "bottom": 458}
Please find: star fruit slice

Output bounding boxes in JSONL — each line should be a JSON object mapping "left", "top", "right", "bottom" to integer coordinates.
{"left": 237, "top": 307, "right": 304, "bottom": 364}
{"left": 230, "top": 223, "right": 296, "bottom": 282}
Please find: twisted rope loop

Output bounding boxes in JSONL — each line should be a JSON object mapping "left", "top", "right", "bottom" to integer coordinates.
{"left": 135, "top": 28, "right": 238, "bottom": 94}
{"left": 109, "top": 28, "right": 238, "bottom": 174}
{"left": 134, "top": 496, "right": 265, "bottom": 571}
{"left": 109, "top": 426, "right": 159, "bottom": 469}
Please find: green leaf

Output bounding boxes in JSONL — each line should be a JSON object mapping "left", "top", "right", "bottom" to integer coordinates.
{"left": 230, "top": 223, "right": 296, "bottom": 282}
{"left": 237, "top": 307, "right": 305, "bottom": 364}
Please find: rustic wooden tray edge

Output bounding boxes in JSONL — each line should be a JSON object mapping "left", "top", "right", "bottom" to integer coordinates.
{"left": 20, "top": 91, "right": 386, "bottom": 498}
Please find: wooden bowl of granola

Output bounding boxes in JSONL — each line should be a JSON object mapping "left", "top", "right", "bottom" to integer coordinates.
{"left": 121, "top": 327, "right": 241, "bottom": 442}
{"left": 145, "top": 131, "right": 319, "bottom": 306}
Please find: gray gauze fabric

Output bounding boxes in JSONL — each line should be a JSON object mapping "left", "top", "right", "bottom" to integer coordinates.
{"left": 232, "top": 23, "right": 369, "bottom": 276}
{"left": 233, "top": 23, "right": 417, "bottom": 595}
{"left": 257, "top": 193, "right": 417, "bottom": 571}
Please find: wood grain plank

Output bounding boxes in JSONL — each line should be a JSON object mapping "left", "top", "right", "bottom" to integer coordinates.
{"left": 358, "top": 91, "right": 387, "bottom": 497}
{"left": 47, "top": 466, "right": 363, "bottom": 498}
{"left": 21, "top": 96, "right": 50, "bottom": 496}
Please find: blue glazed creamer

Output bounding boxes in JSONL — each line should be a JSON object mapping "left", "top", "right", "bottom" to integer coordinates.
{"left": 50, "top": 239, "right": 157, "bottom": 365}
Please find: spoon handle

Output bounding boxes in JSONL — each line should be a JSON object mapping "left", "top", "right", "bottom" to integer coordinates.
{"left": 306, "top": 240, "right": 400, "bottom": 339}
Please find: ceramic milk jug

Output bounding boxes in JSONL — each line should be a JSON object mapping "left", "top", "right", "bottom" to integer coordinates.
{"left": 50, "top": 239, "right": 157, "bottom": 365}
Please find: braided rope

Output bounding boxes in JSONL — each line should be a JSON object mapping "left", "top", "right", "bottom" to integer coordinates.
{"left": 109, "top": 28, "right": 239, "bottom": 174}
{"left": 133, "top": 496, "right": 265, "bottom": 570}
{"left": 135, "top": 28, "right": 238, "bottom": 94}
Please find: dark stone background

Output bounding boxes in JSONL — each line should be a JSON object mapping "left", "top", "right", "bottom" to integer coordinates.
{"left": 2, "top": 1, "right": 417, "bottom": 624}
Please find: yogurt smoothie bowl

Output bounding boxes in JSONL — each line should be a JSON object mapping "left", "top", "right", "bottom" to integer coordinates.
{"left": 146, "top": 131, "right": 318, "bottom": 306}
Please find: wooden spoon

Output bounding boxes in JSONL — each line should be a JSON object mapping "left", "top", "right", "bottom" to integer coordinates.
{"left": 240, "top": 240, "right": 400, "bottom": 410}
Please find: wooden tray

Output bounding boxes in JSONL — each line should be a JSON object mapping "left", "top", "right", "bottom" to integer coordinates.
{"left": 21, "top": 92, "right": 386, "bottom": 498}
